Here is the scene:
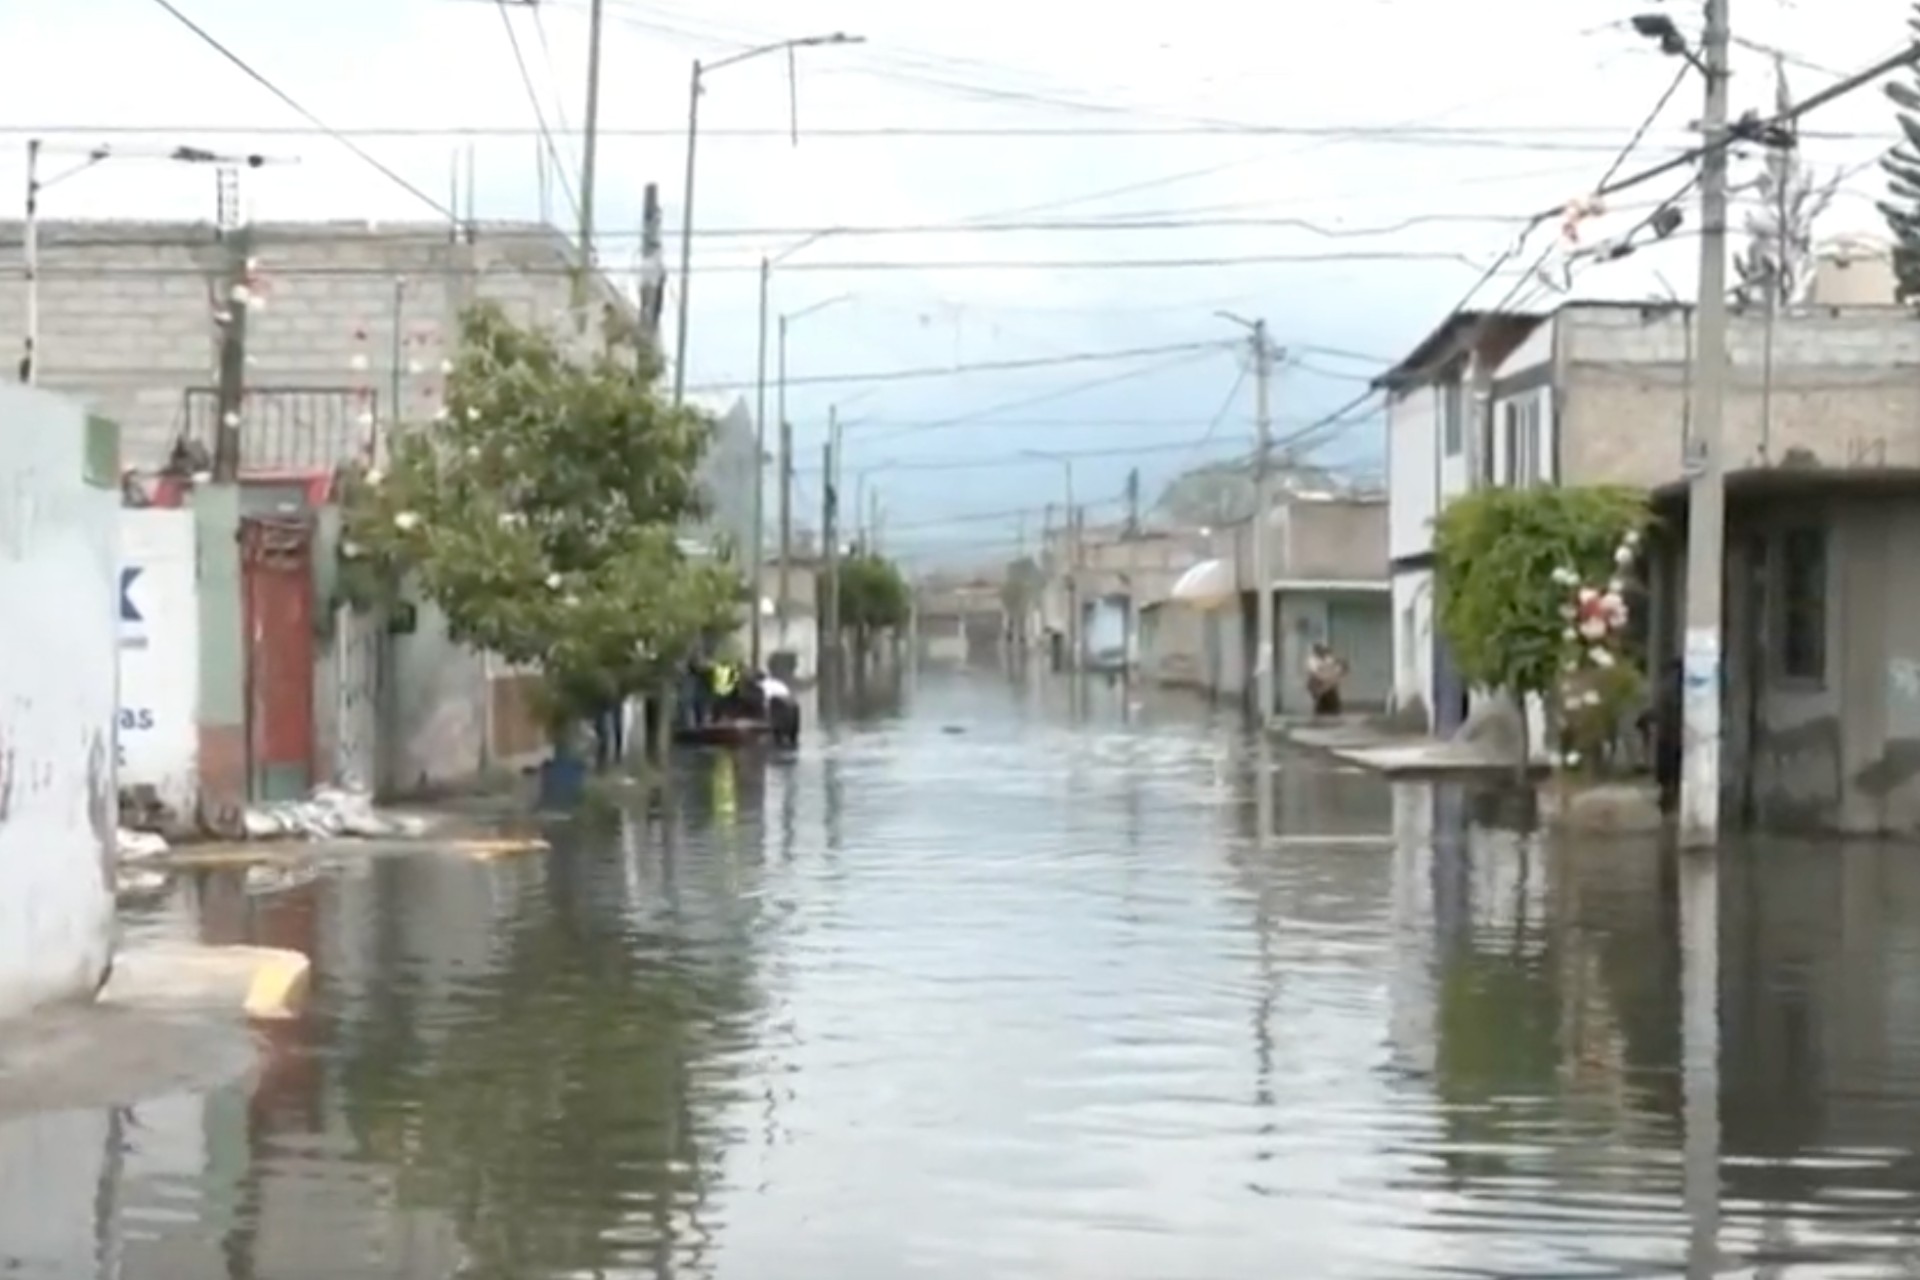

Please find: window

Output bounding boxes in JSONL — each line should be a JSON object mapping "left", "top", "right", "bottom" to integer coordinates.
{"left": 1500, "top": 397, "right": 1542, "bottom": 486}
{"left": 1778, "top": 527, "right": 1827, "bottom": 681}
{"left": 1441, "top": 383, "right": 1463, "bottom": 457}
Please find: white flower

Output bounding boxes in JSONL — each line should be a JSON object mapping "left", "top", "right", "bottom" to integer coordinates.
{"left": 394, "top": 511, "right": 421, "bottom": 532}
{"left": 1564, "top": 749, "right": 1583, "bottom": 768}
{"left": 1607, "top": 577, "right": 1625, "bottom": 594}
{"left": 1579, "top": 617, "right": 1607, "bottom": 640}
{"left": 230, "top": 283, "right": 252, "bottom": 306}
{"left": 1591, "top": 646, "right": 1615, "bottom": 668}
{"left": 341, "top": 540, "right": 363, "bottom": 560}
{"left": 1614, "top": 545, "right": 1634, "bottom": 568}
{"left": 466, "top": 445, "right": 481, "bottom": 460}
{"left": 1560, "top": 604, "right": 1577, "bottom": 621}
{"left": 440, "top": 358, "right": 454, "bottom": 374}
{"left": 1563, "top": 627, "right": 1578, "bottom": 641}
{"left": 433, "top": 405, "right": 450, "bottom": 423}
{"left": 561, "top": 593, "right": 581, "bottom": 608}
{"left": 1582, "top": 689, "right": 1602, "bottom": 707}
{"left": 1577, "top": 586, "right": 1599, "bottom": 605}
{"left": 1600, "top": 590, "right": 1624, "bottom": 614}
{"left": 466, "top": 406, "right": 480, "bottom": 422}
{"left": 365, "top": 468, "right": 384, "bottom": 486}
{"left": 1623, "top": 529, "right": 1641, "bottom": 548}
{"left": 1551, "top": 566, "right": 1577, "bottom": 586}
{"left": 545, "top": 572, "right": 563, "bottom": 589}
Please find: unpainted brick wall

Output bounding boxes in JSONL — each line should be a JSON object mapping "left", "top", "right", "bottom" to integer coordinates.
{"left": 0, "top": 220, "right": 629, "bottom": 469}
{"left": 1558, "top": 303, "right": 1920, "bottom": 488}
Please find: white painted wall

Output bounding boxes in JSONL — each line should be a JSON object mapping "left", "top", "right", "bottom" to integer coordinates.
{"left": 1386, "top": 387, "right": 1437, "bottom": 561}
{"left": 0, "top": 385, "right": 117, "bottom": 1017}
{"left": 117, "top": 509, "right": 199, "bottom": 819}
{"left": 1390, "top": 567, "right": 1434, "bottom": 718}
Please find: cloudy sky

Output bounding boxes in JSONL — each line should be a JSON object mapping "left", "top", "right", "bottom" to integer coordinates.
{"left": 2, "top": 0, "right": 1910, "bottom": 566}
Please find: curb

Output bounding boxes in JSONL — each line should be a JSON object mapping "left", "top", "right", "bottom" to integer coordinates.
{"left": 233, "top": 947, "right": 313, "bottom": 1021}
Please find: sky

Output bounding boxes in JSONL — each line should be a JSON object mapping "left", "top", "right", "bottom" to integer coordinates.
{"left": 2, "top": 0, "right": 1913, "bottom": 568}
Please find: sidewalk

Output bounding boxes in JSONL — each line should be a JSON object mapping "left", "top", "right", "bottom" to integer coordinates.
{"left": 1283, "top": 718, "right": 1523, "bottom": 776}
{"left": 0, "top": 939, "right": 307, "bottom": 1122}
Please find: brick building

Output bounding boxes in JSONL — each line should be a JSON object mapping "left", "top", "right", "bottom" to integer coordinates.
{"left": 1383, "top": 298, "right": 1920, "bottom": 834}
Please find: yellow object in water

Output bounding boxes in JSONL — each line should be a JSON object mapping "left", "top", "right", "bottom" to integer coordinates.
{"left": 454, "top": 837, "right": 553, "bottom": 862}
{"left": 242, "top": 947, "right": 313, "bottom": 1020}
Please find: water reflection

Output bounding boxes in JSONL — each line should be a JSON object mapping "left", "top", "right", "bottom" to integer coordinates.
{"left": 15, "top": 678, "right": 1920, "bottom": 1275}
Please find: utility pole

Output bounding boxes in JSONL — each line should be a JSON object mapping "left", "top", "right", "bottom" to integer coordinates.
{"left": 571, "top": 0, "right": 606, "bottom": 326}
{"left": 20, "top": 138, "right": 39, "bottom": 384}
{"left": 777, "top": 313, "right": 792, "bottom": 632}
{"left": 822, "top": 406, "right": 842, "bottom": 686}
{"left": 1124, "top": 467, "right": 1141, "bottom": 678}
{"left": 1251, "top": 319, "right": 1276, "bottom": 727}
{"left": 1679, "top": 0, "right": 1733, "bottom": 847}
{"left": 638, "top": 182, "right": 664, "bottom": 350}
{"left": 212, "top": 221, "right": 253, "bottom": 482}
{"left": 750, "top": 256, "right": 770, "bottom": 668}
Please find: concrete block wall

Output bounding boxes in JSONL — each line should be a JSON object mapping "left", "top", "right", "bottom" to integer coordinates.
{"left": 0, "top": 385, "right": 118, "bottom": 1017}
{"left": 0, "top": 220, "right": 630, "bottom": 470}
{"left": 1558, "top": 302, "right": 1920, "bottom": 489}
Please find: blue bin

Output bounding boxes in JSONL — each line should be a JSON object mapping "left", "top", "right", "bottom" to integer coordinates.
{"left": 537, "top": 753, "right": 589, "bottom": 809}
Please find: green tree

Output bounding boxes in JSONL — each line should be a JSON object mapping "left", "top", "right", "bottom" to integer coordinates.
{"left": 1431, "top": 485, "right": 1651, "bottom": 769}
{"left": 831, "top": 552, "right": 911, "bottom": 667}
{"left": 1883, "top": 6, "right": 1920, "bottom": 303}
{"left": 344, "top": 302, "right": 741, "bottom": 737}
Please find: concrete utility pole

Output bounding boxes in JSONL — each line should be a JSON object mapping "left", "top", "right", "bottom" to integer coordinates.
{"left": 822, "top": 406, "right": 842, "bottom": 685}
{"left": 212, "top": 223, "right": 253, "bottom": 482}
{"left": 750, "top": 255, "right": 771, "bottom": 668}
{"left": 638, "top": 182, "right": 664, "bottom": 348}
{"left": 571, "top": 0, "right": 606, "bottom": 325}
{"left": 20, "top": 138, "right": 40, "bottom": 384}
{"left": 777, "top": 314, "right": 792, "bottom": 633}
{"left": 1124, "top": 467, "right": 1141, "bottom": 678}
{"left": 1679, "top": 0, "right": 1733, "bottom": 847}
{"left": 1218, "top": 312, "right": 1279, "bottom": 725}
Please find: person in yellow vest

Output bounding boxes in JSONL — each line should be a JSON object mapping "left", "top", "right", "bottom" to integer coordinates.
{"left": 708, "top": 656, "right": 742, "bottom": 718}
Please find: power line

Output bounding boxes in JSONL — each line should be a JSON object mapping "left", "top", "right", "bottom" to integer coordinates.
{"left": 494, "top": 0, "right": 581, "bottom": 224}
{"left": 853, "top": 348, "right": 1226, "bottom": 443}
{"left": 141, "top": 0, "right": 460, "bottom": 222}
{"left": 1, "top": 119, "right": 1810, "bottom": 145}
{"left": 684, "top": 339, "right": 1231, "bottom": 394}
{"left": 799, "top": 434, "right": 1256, "bottom": 475}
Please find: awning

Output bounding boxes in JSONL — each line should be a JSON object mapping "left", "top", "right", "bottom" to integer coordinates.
{"left": 1168, "top": 558, "right": 1237, "bottom": 609}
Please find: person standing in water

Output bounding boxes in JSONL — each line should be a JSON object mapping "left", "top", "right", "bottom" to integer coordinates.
{"left": 1305, "top": 641, "right": 1348, "bottom": 717}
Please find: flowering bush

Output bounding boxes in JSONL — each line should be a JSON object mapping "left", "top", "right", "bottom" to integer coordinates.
{"left": 1549, "top": 530, "right": 1646, "bottom": 773}
{"left": 1432, "top": 485, "right": 1651, "bottom": 772}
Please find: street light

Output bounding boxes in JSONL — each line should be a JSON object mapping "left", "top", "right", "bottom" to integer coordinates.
{"left": 669, "top": 31, "right": 865, "bottom": 408}
{"left": 751, "top": 231, "right": 844, "bottom": 667}
{"left": 1023, "top": 449, "right": 1078, "bottom": 671}
{"left": 775, "top": 291, "right": 852, "bottom": 632}
{"left": 19, "top": 139, "right": 284, "bottom": 385}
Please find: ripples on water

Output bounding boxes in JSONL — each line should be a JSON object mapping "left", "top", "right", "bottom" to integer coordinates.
{"left": 9, "top": 672, "right": 1920, "bottom": 1276}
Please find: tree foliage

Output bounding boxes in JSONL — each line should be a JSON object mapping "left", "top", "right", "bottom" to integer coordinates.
{"left": 1883, "top": 7, "right": 1920, "bottom": 304}
{"left": 834, "top": 552, "right": 912, "bottom": 634}
{"left": 344, "top": 302, "right": 741, "bottom": 723}
{"left": 1735, "top": 57, "right": 1839, "bottom": 309}
{"left": 1431, "top": 485, "right": 1651, "bottom": 712}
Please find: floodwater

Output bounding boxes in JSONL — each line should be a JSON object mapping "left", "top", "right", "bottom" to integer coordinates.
{"left": 8, "top": 671, "right": 1920, "bottom": 1277}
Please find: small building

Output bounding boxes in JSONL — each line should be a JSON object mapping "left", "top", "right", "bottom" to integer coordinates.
{"left": 0, "top": 385, "right": 118, "bottom": 1017}
{"left": 1382, "top": 295, "right": 1920, "bottom": 833}
{"left": 1142, "top": 494, "right": 1391, "bottom": 715}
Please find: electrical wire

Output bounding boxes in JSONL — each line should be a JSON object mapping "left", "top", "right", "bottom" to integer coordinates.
{"left": 495, "top": 0, "right": 581, "bottom": 224}
{"left": 851, "top": 348, "right": 1226, "bottom": 444}
{"left": 683, "top": 339, "right": 1230, "bottom": 395}
{"left": 141, "top": 0, "right": 460, "bottom": 222}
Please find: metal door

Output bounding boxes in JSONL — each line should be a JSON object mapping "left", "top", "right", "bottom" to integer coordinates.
{"left": 241, "top": 516, "right": 316, "bottom": 802}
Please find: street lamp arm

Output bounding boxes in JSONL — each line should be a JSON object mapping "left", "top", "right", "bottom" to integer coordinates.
{"left": 705, "top": 32, "right": 864, "bottom": 75}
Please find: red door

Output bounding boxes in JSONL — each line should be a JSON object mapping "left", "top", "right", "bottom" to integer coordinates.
{"left": 241, "top": 516, "right": 316, "bottom": 801}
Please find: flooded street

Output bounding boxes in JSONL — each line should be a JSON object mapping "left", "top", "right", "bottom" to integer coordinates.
{"left": 10, "top": 671, "right": 1920, "bottom": 1277}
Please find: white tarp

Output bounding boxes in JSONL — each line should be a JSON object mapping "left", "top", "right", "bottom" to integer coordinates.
{"left": 1169, "top": 558, "right": 1237, "bottom": 609}
{"left": 118, "top": 509, "right": 200, "bottom": 819}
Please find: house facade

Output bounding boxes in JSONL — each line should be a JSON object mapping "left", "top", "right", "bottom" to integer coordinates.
{"left": 1384, "top": 296, "right": 1920, "bottom": 833}
{"left": 8, "top": 220, "right": 636, "bottom": 807}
